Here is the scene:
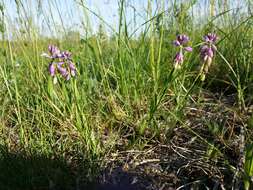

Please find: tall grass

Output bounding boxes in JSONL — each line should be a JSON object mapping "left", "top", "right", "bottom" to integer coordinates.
{"left": 0, "top": 0, "right": 253, "bottom": 188}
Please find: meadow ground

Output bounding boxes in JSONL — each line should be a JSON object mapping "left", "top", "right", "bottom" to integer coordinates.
{"left": 0, "top": 0, "right": 253, "bottom": 189}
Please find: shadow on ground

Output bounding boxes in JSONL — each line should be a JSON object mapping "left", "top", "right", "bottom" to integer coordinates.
{"left": 0, "top": 145, "right": 140, "bottom": 190}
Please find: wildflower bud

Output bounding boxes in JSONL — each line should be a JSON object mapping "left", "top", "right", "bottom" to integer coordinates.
{"left": 174, "top": 52, "right": 184, "bottom": 69}
{"left": 53, "top": 76, "right": 58, "bottom": 84}
{"left": 204, "top": 57, "right": 212, "bottom": 73}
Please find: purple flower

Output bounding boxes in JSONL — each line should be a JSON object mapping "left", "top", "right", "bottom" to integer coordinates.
{"left": 174, "top": 52, "right": 184, "bottom": 69}
{"left": 174, "top": 34, "right": 190, "bottom": 46}
{"left": 200, "top": 33, "right": 218, "bottom": 61}
{"left": 61, "top": 51, "right": 72, "bottom": 60}
{"left": 172, "top": 34, "right": 192, "bottom": 69}
{"left": 48, "top": 45, "right": 61, "bottom": 58}
{"left": 199, "top": 33, "right": 218, "bottom": 81}
{"left": 41, "top": 45, "right": 61, "bottom": 59}
{"left": 204, "top": 33, "right": 218, "bottom": 43}
{"left": 42, "top": 45, "right": 77, "bottom": 82}
{"left": 57, "top": 61, "right": 77, "bottom": 79}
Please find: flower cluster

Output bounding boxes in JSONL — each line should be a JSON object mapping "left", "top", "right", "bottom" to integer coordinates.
{"left": 173, "top": 34, "right": 193, "bottom": 69}
{"left": 42, "top": 45, "right": 77, "bottom": 83}
{"left": 200, "top": 33, "right": 218, "bottom": 81}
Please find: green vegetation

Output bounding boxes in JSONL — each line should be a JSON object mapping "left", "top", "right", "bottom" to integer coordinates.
{"left": 0, "top": 0, "right": 253, "bottom": 189}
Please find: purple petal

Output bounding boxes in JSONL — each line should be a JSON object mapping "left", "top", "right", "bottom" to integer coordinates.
{"left": 204, "top": 33, "right": 218, "bottom": 43}
{"left": 57, "top": 65, "right": 67, "bottom": 77}
{"left": 174, "top": 52, "right": 184, "bottom": 64}
{"left": 173, "top": 40, "right": 181, "bottom": 46}
{"left": 49, "top": 63, "right": 56, "bottom": 76}
{"left": 203, "top": 35, "right": 210, "bottom": 42}
{"left": 184, "top": 46, "right": 193, "bottom": 52}
{"left": 48, "top": 45, "right": 61, "bottom": 58}
{"left": 174, "top": 52, "right": 184, "bottom": 69}
{"left": 68, "top": 62, "right": 76, "bottom": 70}
{"left": 200, "top": 45, "right": 215, "bottom": 61}
{"left": 61, "top": 51, "right": 72, "bottom": 60}
{"left": 177, "top": 34, "right": 189, "bottom": 45}
{"left": 207, "top": 47, "right": 214, "bottom": 57}
{"left": 57, "top": 62, "right": 64, "bottom": 66}
{"left": 68, "top": 61, "right": 76, "bottom": 76}
{"left": 201, "top": 45, "right": 209, "bottom": 50}
{"left": 200, "top": 45, "right": 208, "bottom": 53}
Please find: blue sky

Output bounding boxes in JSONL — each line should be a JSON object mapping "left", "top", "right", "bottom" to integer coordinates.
{"left": 2, "top": 0, "right": 247, "bottom": 38}
{"left": 3, "top": 0, "right": 149, "bottom": 37}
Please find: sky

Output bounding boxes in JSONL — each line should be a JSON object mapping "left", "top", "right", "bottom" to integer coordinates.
{"left": 2, "top": 0, "right": 149, "bottom": 37}
{"left": 1, "top": 0, "right": 248, "bottom": 38}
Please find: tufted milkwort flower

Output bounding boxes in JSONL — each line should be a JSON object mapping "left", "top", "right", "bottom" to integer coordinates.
{"left": 173, "top": 34, "right": 192, "bottom": 69}
{"left": 199, "top": 33, "right": 218, "bottom": 81}
{"left": 42, "top": 45, "right": 77, "bottom": 84}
